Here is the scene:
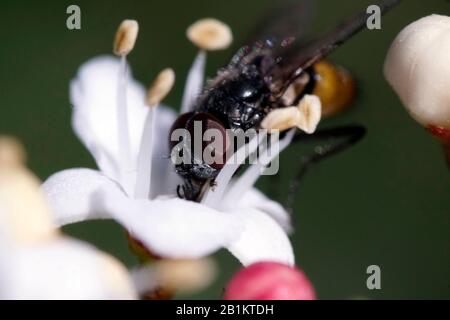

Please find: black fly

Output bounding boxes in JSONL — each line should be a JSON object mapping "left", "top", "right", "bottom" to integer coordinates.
{"left": 170, "top": 0, "right": 402, "bottom": 201}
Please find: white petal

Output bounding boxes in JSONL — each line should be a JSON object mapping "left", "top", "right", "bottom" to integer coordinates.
{"left": 2, "top": 238, "right": 136, "bottom": 300}
{"left": 42, "top": 169, "right": 243, "bottom": 260}
{"left": 0, "top": 234, "right": 13, "bottom": 295}
{"left": 70, "top": 56, "right": 144, "bottom": 182}
{"left": 96, "top": 188, "right": 243, "bottom": 259}
{"left": 226, "top": 208, "right": 294, "bottom": 267}
{"left": 237, "top": 188, "right": 293, "bottom": 233}
{"left": 70, "top": 55, "right": 177, "bottom": 186}
{"left": 42, "top": 168, "right": 124, "bottom": 226}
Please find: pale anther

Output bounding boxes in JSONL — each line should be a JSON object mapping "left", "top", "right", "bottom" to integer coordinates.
{"left": 187, "top": 18, "right": 233, "bottom": 51}
{"left": 114, "top": 20, "right": 139, "bottom": 56}
{"left": 146, "top": 68, "right": 176, "bottom": 107}
{"left": 261, "top": 95, "right": 322, "bottom": 134}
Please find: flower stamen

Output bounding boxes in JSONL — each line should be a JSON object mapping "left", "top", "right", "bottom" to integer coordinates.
{"left": 114, "top": 20, "right": 139, "bottom": 194}
{"left": 181, "top": 19, "right": 233, "bottom": 114}
{"left": 114, "top": 20, "right": 139, "bottom": 56}
{"left": 216, "top": 97, "right": 321, "bottom": 208}
{"left": 146, "top": 69, "right": 176, "bottom": 107}
{"left": 135, "top": 69, "right": 175, "bottom": 199}
{"left": 220, "top": 129, "right": 296, "bottom": 209}
{"left": 181, "top": 51, "right": 207, "bottom": 114}
{"left": 261, "top": 95, "right": 322, "bottom": 134}
{"left": 187, "top": 18, "right": 233, "bottom": 51}
{"left": 202, "top": 132, "right": 266, "bottom": 207}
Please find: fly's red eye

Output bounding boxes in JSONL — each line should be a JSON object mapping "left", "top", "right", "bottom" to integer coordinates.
{"left": 169, "top": 112, "right": 230, "bottom": 170}
{"left": 198, "top": 113, "right": 230, "bottom": 170}
{"left": 169, "top": 112, "right": 195, "bottom": 151}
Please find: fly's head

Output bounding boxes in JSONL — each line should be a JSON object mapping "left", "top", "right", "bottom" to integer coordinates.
{"left": 169, "top": 112, "right": 230, "bottom": 193}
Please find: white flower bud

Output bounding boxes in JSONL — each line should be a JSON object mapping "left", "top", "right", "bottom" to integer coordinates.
{"left": 384, "top": 15, "right": 450, "bottom": 130}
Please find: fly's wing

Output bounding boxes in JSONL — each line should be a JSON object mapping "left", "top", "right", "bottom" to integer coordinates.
{"left": 246, "top": 0, "right": 316, "bottom": 45}
{"left": 269, "top": 0, "right": 403, "bottom": 95}
{"left": 227, "top": 0, "right": 316, "bottom": 70}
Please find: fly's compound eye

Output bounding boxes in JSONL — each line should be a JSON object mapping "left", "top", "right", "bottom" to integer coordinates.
{"left": 169, "top": 112, "right": 230, "bottom": 171}
{"left": 311, "top": 60, "right": 356, "bottom": 117}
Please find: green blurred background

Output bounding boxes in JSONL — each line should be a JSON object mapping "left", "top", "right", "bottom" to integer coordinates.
{"left": 1, "top": 0, "right": 449, "bottom": 299}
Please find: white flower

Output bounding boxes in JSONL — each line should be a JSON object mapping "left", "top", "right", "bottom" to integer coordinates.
{"left": 0, "top": 138, "right": 136, "bottom": 300}
{"left": 42, "top": 19, "right": 301, "bottom": 268}
{"left": 384, "top": 15, "right": 450, "bottom": 130}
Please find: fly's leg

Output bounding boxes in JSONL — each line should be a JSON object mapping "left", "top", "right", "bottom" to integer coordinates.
{"left": 286, "top": 125, "right": 366, "bottom": 214}
{"left": 176, "top": 184, "right": 186, "bottom": 199}
{"left": 177, "top": 179, "right": 204, "bottom": 201}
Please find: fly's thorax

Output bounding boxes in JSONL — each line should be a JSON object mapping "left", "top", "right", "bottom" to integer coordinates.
{"left": 196, "top": 62, "right": 272, "bottom": 131}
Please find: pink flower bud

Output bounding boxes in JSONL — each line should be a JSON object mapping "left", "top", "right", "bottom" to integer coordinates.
{"left": 224, "top": 262, "right": 316, "bottom": 300}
